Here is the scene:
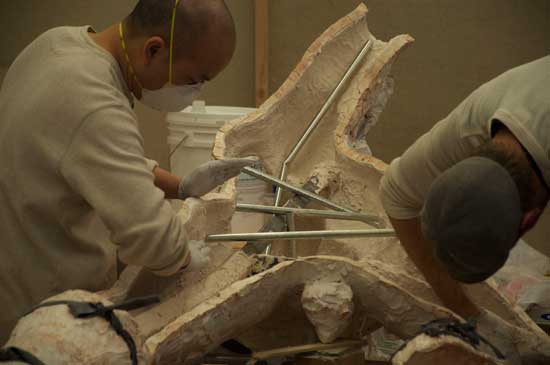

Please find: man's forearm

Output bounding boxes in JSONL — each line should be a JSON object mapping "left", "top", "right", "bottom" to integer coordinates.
{"left": 152, "top": 167, "right": 181, "bottom": 200}
{"left": 389, "top": 217, "right": 480, "bottom": 319}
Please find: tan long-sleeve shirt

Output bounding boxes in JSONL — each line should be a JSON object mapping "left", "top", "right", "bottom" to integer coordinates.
{"left": 0, "top": 26, "right": 189, "bottom": 343}
{"left": 380, "top": 56, "right": 550, "bottom": 220}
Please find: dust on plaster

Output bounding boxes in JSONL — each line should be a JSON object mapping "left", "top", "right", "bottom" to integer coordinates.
{"left": 302, "top": 278, "right": 354, "bottom": 343}
{"left": 391, "top": 334, "right": 496, "bottom": 365}
{"left": 348, "top": 71, "right": 395, "bottom": 153}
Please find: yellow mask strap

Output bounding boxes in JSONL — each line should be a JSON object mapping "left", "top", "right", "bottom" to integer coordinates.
{"left": 119, "top": 0, "right": 180, "bottom": 89}
{"left": 168, "top": 0, "right": 182, "bottom": 84}
{"left": 118, "top": 22, "right": 143, "bottom": 90}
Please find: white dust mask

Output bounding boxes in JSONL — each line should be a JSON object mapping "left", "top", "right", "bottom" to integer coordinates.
{"left": 141, "top": 82, "right": 203, "bottom": 112}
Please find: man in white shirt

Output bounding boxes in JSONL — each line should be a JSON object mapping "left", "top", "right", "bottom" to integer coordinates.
{"left": 0, "top": 0, "right": 252, "bottom": 343}
{"left": 380, "top": 56, "right": 550, "bottom": 325}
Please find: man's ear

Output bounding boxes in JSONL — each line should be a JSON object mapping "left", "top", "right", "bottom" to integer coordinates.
{"left": 143, "top": 36, "right": 167, "bottom": 66}
{"left": 520, "top": 208, "right": 544, "bottom": 235}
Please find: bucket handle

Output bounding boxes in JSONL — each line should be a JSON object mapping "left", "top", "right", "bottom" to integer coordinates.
{"left": 169, "top": 132, "right": 190, "bottom": 158}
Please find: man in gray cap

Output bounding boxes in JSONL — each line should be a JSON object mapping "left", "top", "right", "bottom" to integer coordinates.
{"left": 380, "top": 56, "right": 550, "bottom": 324}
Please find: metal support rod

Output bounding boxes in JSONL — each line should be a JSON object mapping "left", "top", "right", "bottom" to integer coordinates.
{"left": 206, "top": 229, "right": 395, "bottom": 242}
{"left": 287, "top": 213, "right": 297, "bottom": 258}
{"left": 274, "top": 39, "right": 374, "bottom": 207}
{"left": 236, "top": 203, "right": 385, "bottom": 227}
{"left": 243, "top": 167, "right": 355, "bottom": 213}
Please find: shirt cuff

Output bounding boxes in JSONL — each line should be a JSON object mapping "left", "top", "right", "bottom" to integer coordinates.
{"left": 145, "top": 158, "right": 159, "bottom": 172}
{"left": 147, "top": 241, "right": 190, "bottom": 277}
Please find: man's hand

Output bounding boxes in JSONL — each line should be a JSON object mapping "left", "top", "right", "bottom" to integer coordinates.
{"left": 178, "top": 157, "right": 258, "bottom": 199}
{"left": 474, "top": 309, "right": 519, "bottom": 364}
{"left": 389, "top": 217, "right": 480, "bottom": 318}
{"left": 181, "top": 240, "right": 211, "bottom": 272}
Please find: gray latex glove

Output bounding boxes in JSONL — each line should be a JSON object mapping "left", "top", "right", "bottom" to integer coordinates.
{"left": 474, "top": 309, "right": 519, "bottom": 364}
{"left": 182, "top": 240, "right": 211, "bottom": 272}
{"left": 178, "top": 157, "right": 258, "bottom": 199}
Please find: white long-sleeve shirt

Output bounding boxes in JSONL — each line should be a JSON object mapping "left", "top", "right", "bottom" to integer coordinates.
{"left": 0, "top": 26, "right": 190, "bottom": 343}
{"left": 380, "top": 56, "right": 550, "bottom": 220}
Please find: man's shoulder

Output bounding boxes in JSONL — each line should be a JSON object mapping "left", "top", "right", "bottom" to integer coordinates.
{"left": 47, "top": 27, "right": 117, "bottom": 74}
{"left": 12, "top": 26, "right": 119, "bottom": 85}
{"left": 476, "top": 56, "right": 550, "bottom": 98}
{"left": 2, "top": 24, "right": 134, "bottom": 130}
{"left": 501, "top": 56, "right": 550, "bottom": 82}
{"left": 29, "top": 26, "right": 92, "bottom": 58}
{"left": 34, "top": 27, "right": 132, "bottom": 112}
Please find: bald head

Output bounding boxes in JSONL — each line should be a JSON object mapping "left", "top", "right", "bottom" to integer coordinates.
{"left": 118, "top": 0, "right": 236, "bottom": 95}
{"left": 127, "top": 0, "right": 236, "bottom": 59}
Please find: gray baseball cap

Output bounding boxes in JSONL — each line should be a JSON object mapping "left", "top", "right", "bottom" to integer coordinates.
{"left": 421, "top": 157, "right": 522, "bottom": 283}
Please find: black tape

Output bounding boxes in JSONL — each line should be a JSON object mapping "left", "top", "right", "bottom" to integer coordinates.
{"left": 0, "top": 347, "right": 46, "bottom": 365}
{"left": 391, "top": 318, "right": 505, "bottom": 361}
{"left": 22, "top": 296, "right": 160, "bottom": 365}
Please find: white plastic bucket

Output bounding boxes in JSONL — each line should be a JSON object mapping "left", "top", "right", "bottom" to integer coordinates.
{"left": 167, "top": 100, "right": 257, "bottom": 178}
{"left": 167, "top": 101, "right": 268, "bottom": 222}
{"left": 231, "top": 177, "right": 270, "bottom": 234}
